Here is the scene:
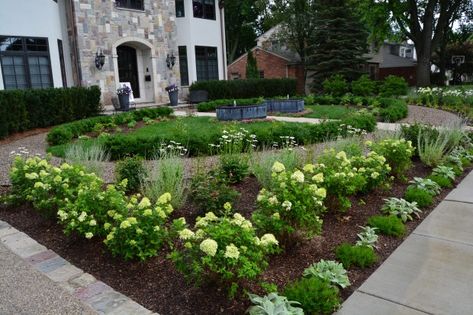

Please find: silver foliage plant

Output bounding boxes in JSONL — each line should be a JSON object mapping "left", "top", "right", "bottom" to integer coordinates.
{"left": 247, "top": 292, "right": 304, "bottom": 315}
{"left": 382, "top": 197, "right": 422, "bottom": 222}
{"left": 303, "top": 259, "right": 351, "bottom": 289}
{"left": 355, "top": 226, "right": 379, "bottom": 249}
{"left": 408, "top": 177, "right": 441, "bottom": 195}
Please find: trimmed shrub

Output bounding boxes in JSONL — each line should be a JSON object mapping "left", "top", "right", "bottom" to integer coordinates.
{"left": 323, "top": 74, "right": 348, "bottom": 97}
{"left": 189, "top": 79, "right": 296, "bottom": 100}
{"left": 427, "top": 174, "right": 453, "bottom": 188}
{"left": 351, "top": 75, "right": 376, "bottom": 96}
{"left": 367, "top": 215, "right": 406, "bottom": 237}
{"left": 115, "top": 156, "right": 146, "bottom": 193}
{"left": 404, "top": 187, "right": 433, "bottom": 208}
{"left": 197, "top": 98, "right": 263, "bottom": 112}
{"left": 0, "top": 86, "right": 102, "bottom": 139}
{"left": 47, "top": 107, "right": 173, "bottom": 146}
{"left": 379, "top": 75, "right": 408, "bottom": 97}
{"left": 379, "top": 99, "right": 408, "bottom": 122}
{"left": 335, "top": 244, "right": 378, "bottom": 269}
{"left": 284, "top": 277, "right": 341, "bottom": 315}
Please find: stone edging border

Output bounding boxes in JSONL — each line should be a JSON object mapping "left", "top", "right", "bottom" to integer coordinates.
{"left": 0, "top": 220, "right": 157, "bottom": 315}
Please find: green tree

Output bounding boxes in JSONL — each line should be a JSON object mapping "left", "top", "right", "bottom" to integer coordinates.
{"left": 355, "top": 0, "right": 473, "bottom": 87}
{"left": 309, "top": 0, "right": 369, "bottom": 91}
{"left": 246, "top": 50, "right": 259, "bottom": 79}
{"left": 270, "top": 0, "right": 318, "bottom": 92}
{"left": 225, "top": 0, "right": 270, "bottom": 63}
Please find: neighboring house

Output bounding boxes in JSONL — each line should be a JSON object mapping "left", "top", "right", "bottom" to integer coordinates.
{"left": 228, "top": 25, "right": 418, "bottom": 92}
{"left": 227, "top": 26, "right": 305, "bottom": 94}
{"left": 0, "top": 0, "right": 227, "bottom": 104}
{"left": 365, "top": 42, "right": 417, "bottom": 86}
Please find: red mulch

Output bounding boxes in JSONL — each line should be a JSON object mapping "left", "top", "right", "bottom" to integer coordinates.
{"left": 0, "top": 161, "right": 470, "bottom": 315}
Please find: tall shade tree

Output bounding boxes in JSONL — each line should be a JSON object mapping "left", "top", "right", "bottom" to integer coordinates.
{"left": 309, "top": 0, "right": 369, "bottom": 90}
{"left": 355, "top": 0, "right": 473, "bottom": 86}
{"left": 224, "top": 0, "right": 270, "bottom": 63}
{"left": 270, "top": 0, "right": 318, "bottom": 91}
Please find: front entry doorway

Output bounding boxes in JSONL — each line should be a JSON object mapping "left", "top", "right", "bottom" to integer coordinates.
{"left": 117, "top": 45, "right": 140, "bottom": 98}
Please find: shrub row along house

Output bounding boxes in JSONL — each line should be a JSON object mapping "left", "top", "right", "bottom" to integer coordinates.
{"left": 0, "top": 0, "right": 227, "bottom": 104}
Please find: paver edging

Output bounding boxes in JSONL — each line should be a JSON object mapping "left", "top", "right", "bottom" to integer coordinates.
{"left": 0, "top": 220, "right": 157, "bottom": 315}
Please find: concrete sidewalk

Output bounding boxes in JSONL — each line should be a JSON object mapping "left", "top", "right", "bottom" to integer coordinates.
{"left": 336, "top": 169, "right": 473, "bottom": 315}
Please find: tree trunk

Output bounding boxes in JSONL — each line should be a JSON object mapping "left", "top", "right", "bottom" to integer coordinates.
{"left": 416, "top": 51, "right": 431, "bottom": 87}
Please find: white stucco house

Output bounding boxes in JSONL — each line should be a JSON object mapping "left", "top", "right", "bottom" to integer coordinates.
{"left": 0, "top": 0, "right": 227, "bottom": 104}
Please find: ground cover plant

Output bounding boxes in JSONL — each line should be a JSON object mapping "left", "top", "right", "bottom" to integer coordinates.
{"left": 2, "top": 125, "right": 473, "bottom": 314}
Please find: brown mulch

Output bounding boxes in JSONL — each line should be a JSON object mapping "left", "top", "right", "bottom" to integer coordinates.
{"left": 0, "top": 161, "right": 471, "bottom": 315}
{"left": 0, "top": 127, "right": 53, "bottom": 145}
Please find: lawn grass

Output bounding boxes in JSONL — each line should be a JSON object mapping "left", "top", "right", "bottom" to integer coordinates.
{"left": 303, "top": 105, "right": 355, "bottom": 119}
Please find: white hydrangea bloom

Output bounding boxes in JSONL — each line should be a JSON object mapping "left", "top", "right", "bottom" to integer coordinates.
{"left": 224, "top": 244, "right": 240, "bottom": 259}
{"left": 200, "top": 238, "right": 218, "bottom": 257}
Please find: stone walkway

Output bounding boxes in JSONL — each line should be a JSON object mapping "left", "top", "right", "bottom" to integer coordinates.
{"left": 336, "top": 169, "right": 473, "bottom": 315}
{"left": 0, "top": 222, "right": 155, "bottom": 315}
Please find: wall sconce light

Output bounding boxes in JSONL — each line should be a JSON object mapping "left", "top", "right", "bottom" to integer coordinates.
{"left": 166, "top": 53, "right": 176, "bottom": 69}
{"left": 95, "top": 48, "right": 106, "bottom": 70}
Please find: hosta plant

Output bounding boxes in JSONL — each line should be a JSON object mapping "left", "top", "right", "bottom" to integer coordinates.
{"left": 303, "top": 259, "right": 351, "bottom": 288}
{"left": 408, "top": 177, "right": 441, "bottom": 196}
{"left": 382, "top": 197, "right": 422, "bottom": 222}
{"left": 432, "top": 165, "right": 456, "bottom": 181}
{"left": 367, "top": 138, "right": 414, "bottom": 177}
{"left": 171, "top": 209, "right": 279, "bottom": 297}
{"left": 104, "top": 193, "right": 174, "bottom": 261}
{"left": 253, "top": 162, "right": 327, "bottom": 241}
{"left": 247, "top": 293, "right": 304, "bottom": 315}
{"left": 355, "top": 226, "right": 378, "bottom": 249}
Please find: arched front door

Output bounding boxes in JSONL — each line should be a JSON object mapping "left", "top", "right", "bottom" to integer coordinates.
{"left": 117, "top": 45, "right": 140, "bottom": 98}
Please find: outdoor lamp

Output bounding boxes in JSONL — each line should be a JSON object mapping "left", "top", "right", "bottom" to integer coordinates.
{"left": 166, "top": 53, "right": 176, "bottom": 69}
{"left": 95, "top": 49, "right": 106, "bottom": 70}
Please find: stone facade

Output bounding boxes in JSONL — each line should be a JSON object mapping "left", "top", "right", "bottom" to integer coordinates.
{"left": 71, "top": 0, "right": 180, "bottom": 104}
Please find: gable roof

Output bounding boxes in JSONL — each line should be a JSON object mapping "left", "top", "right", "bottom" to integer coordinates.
{"left": 227, "top": 46, "right": 293, "bottom": 68}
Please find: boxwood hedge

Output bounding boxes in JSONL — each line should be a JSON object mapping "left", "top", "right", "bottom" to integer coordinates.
{"left": 0, "top": 86, "right": 101, "bottom": 139}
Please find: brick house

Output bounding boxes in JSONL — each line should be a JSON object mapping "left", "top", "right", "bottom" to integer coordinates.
{"left": 227, "top": 26, "right": 305, "bottom": 94}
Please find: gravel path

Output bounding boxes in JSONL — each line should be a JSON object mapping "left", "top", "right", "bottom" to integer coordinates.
{"left": 0, "top": 105, "right": 465, "bottom": 185}
{"left": 400, "top": 105, "right": 464, "bottom": 126}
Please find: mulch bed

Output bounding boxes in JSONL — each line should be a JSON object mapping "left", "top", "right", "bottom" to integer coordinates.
{"left": 0, "top": 160, "right": 471, "bottom": 315}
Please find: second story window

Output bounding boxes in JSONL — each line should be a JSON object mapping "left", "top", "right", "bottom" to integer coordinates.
{"left": 116, "top": 0, "right": 144, "bottom": 11}
{"left": 193, "top": 0, "right": 215, "bottom": 20}
{"left": 176, "top": 0, "right": 185, "bottom": 17}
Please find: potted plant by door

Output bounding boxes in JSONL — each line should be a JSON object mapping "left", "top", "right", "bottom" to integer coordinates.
{"left": 165, "top": 84, "right": 179, "bottom": 106}
{"left": 116, "top": 85, "right": 132, "bottom": 111}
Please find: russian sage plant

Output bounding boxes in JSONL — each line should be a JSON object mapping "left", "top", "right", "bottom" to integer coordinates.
{"left": 65, "top": 142, "right": 110, "bottom": 178}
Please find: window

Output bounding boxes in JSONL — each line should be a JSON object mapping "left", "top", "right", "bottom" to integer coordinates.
{"left": 195, "top": 46, "right": 218, "bottom": 81}
{"left": 178, "top": 46, "right": 189, "bottom": 86}
{"left": 116, "top": 0, "right": 144, "bottom": 11}
{"left": 193, "top": 0, "right": 215, "bottom": 20}
{"left": 176, "top": 0, "right": 185, "bottom": 17}
{"left": 259, "top": 71, "right": 265, "bottom": 79}
{"left": 0, "top": 36, "right": 53, "bottom": 89}
{"left": 57, "top": 39, "right": 67, "bottom": 88}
